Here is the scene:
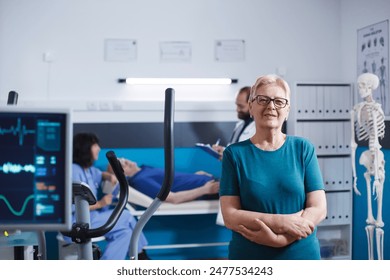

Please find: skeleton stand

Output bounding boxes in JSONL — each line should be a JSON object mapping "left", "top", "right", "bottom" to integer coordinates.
{"left": 351, "top": 97, "right": 385, "bottom": 260}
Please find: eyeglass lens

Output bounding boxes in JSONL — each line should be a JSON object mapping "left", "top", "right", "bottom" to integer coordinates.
{"left": 254, "top": 95, "right": 287, "bottom": 108}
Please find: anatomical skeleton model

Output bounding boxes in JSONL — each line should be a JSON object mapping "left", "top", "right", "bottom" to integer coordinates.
{"left": 351, "top": 72, "right": 386, "bottom": 260}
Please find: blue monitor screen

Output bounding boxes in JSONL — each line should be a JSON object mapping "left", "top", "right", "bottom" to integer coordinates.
{"left": 0, "top": 107, "right": 72, "bottom": 231}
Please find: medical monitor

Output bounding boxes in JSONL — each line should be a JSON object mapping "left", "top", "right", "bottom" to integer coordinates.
{"left": 0, "top": 107, "right": 72, "bottom": 231}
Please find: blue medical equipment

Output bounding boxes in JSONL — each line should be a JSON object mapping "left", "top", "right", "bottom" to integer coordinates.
{"left": 0, "top": 91, "right": 73, "bottom": 260}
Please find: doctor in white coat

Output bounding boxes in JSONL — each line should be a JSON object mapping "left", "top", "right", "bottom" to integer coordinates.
{"left": 213, "top": 86, "right": 256, "bottom": 159}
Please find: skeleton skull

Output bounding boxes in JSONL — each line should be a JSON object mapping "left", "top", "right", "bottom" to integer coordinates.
{"left": 357, "top": 73, "right": 380, "bottom": 99}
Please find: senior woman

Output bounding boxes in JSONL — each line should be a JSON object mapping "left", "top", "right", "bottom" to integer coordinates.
{"left": 219, "top": 74, "right": 327, "bottom": 260}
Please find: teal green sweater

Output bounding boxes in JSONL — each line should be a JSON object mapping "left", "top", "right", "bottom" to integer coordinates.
{"left": 220, "top": 136, "right": 324, "bottom": 260}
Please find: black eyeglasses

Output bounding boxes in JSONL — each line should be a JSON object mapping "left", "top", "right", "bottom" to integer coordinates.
{"left": 252, "top": 95, "right": 288, "bottom": 109}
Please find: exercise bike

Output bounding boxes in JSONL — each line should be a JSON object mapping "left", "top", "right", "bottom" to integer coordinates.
{"left": 61, "top": 88, "right": 175, "bottom": 260}
{"left": 60, "top": 151, "right": 129, "bottom": 260}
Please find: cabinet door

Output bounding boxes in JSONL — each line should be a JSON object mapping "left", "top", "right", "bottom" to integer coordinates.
{"left": 322, "top": 157, "right": 347, "bottom": 191}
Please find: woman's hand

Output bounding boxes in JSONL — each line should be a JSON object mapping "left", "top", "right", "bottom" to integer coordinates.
{"left": 274, "top": 211, "right": 314, "bottom": 239}
{"left": 109, "top": 173, "right": 118, "bottom": 186}
{"left": 203, "top": 180, "right": 220, "bottom": 194}
{"left": 237, "top": 219, "right": 295, "bottom": 247}
{"left": 102, "top": 171, "right": 118, "bottom": 186}
{"left": 90, "top": 193, "right": 113, "bottom": 211}
{"left": 99, "top": 194, "right": 113, "bottom": 207}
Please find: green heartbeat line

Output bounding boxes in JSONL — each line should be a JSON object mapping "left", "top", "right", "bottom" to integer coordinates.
{"left": 0, "top": 194, "right": 34, "bottom": 216}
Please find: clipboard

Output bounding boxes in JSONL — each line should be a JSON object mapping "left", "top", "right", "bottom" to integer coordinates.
{"left": 195, "top": 143, "right": 220, "bottom": 159}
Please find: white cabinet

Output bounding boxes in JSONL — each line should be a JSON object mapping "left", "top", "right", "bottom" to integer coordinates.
{"left": 289, "top": 83, "right": 353, "bottom": 259}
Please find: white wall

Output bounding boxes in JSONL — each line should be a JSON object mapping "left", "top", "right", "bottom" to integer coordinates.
{"left": 0, "top": 0, "right": 343, "bottom": 106}
{"left": 1, "top": 0, "right": 389, "bottom": 114}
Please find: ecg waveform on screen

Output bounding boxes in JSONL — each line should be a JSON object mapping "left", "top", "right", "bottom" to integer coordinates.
{"left": 0, "top": 117, "right": 36, "bottom": 146}
{"left": 0, "top": 194, "right": 34, "bottom": 216}
{"left": 0, "top": 162, "right": 36, "bottom": 174}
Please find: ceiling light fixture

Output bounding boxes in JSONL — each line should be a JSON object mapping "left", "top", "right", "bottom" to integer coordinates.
{"left": 118, "top": 78, "right": 238, "bottom": 85}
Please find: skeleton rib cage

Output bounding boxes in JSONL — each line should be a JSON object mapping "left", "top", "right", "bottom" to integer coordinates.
{"left": 355, "top": 102, "right": 385, "bottom": 153}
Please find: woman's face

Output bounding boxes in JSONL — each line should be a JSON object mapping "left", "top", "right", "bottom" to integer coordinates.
{"left": 120, "top": 159, "right": 139, "bottom": 177}
{"left": 249, "top": 85, "right": 290, "bottom": 130}
{"left": 91, "top": 143, "right": 101, "bottom": 161}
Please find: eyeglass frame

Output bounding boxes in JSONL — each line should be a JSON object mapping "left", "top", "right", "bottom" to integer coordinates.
{"left": 251, "top": 95, "right": 289, "bottom": 109}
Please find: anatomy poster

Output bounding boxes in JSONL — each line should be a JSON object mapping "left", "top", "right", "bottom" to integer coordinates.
{"left": 357, "top": 20, "right": 389, "bottom": 116}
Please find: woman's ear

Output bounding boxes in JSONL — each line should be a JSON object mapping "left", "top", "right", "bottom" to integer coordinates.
{"left": 285, "top": 104, "right": 290, "bottom": 120}
{"left": 249, "top": 101, "right": 254, "bottom": 117}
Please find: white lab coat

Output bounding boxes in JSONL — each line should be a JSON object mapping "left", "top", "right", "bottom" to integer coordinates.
{"left": 228, "top": 119, "right": 256, "bottom": 145}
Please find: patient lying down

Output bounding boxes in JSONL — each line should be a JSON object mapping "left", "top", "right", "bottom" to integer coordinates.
{"left": 107, "top": 158, "right": 219, "bottom": 204}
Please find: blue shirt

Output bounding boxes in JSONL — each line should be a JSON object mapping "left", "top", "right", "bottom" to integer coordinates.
{"left": 220, "top": 136, "right": 324, "bottom": 260}
{"left": 72, "top": 164, "right": 102, "bottom": 199}
{"left": 71, "top": 163, "right": 148, "bottom": 258}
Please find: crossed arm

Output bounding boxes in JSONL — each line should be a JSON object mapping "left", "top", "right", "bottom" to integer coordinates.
{"left": 220, "top": 190, "right": 327, "bottom": 248}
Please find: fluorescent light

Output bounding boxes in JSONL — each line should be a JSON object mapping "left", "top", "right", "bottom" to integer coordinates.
{"left": 118, "top": 78, "right": 238, "bottom": 85}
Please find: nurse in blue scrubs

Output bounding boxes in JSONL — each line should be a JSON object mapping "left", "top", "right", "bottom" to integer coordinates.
{"left": 72, "top": 132, "right": 148, "bottom": 260}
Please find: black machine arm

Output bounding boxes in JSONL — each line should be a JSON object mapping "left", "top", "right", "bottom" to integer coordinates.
{"left": 129, "top": 88, "right": 175, "bottom": 259}
{"left": 87, "top": 151, "right": 129, "bottom": 238}
{"left": 7, "top": 91, "right": 18, "bottom": 105}
{"left": 62, "top": 151, "right": 129, "bottom": 242}
{"left": 156, "top": 88, "right": 175, "bottom": 201}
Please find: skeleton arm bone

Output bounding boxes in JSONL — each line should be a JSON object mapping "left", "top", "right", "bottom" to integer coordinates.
{"left": 371, "top": 108, "right": 382, "bottom": 198}
{"left": 351, "top": 108, "right": 360, "bottom": 195}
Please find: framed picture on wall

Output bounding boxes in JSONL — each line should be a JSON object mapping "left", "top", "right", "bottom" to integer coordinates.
{"left": 104, "top": 39, "right": 137, "bottom": 62}
{"left": 357, "top": 20, "right": 389, "bottom": 116}
{"left": 215, "top": 39, "right": 245, "bottom": 62}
